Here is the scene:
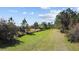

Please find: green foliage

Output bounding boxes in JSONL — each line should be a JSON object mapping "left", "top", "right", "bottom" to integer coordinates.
{"left": 20, "top": 18, "right": 29, "bottom": 33}
{"left": 55, "top": 8, "right": 79, "bottom": 42}
{"left": 54, "top": 15, "right": 61, "bottom": 29}
{"left": 47, "top": 22, "right": 53, "bottom": 29}
{"left": 55, "top": 8, "right": 78, "bottom": 33}
{"left": 68, "top": 23, "right": 79, "bottom": 42}
{"left": 33, "top": 22, "right": 39, "bottom": 29}
{"left": 40, "top": 22, "right": 48, "bottom": 30}
{"left": 21, "top": 18, "right": 27, "bottom": 27}
{"left": 0, "top": 17, "right": 18, "bottom": 43}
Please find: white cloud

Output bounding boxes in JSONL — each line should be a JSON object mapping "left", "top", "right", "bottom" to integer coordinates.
{"left": 39, "top": 14, "right": 53, "bottom": 19}
{"left": 22, "top": 11, "right": 27, "bottom": 15}
{"left": 9, "top": 10, "right": 18, "bottom": 13}
{"left": 22, "top": 11, "right": 34, "bottom": 15}
{"left": 50, "top": 10, "right": 61, "bottom": 14}
{"left": 38, "top": 9, "right": 61, "bottom": 23}
{"left": 30, "top": 12, "right": 34, "bottom": 15}
{"left": 39, "top": 10, "right": 61, "bottom": 19}
{"left": 40, "top": 7, "right": 50, "bottom": 9}
{"left": 38, "top": 13, "right": 56, "bottom": 23}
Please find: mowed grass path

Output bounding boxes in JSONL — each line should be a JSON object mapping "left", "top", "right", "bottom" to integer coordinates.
{"left": 1, "top": 29, "right": 79, "bottom": 51}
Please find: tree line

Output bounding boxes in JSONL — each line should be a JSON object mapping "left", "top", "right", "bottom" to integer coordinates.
{"left": 55, "top": 8, "right": 79, "bottom": 43}
{"left": 0, "top": 17, "right": 53, "bottom": 44}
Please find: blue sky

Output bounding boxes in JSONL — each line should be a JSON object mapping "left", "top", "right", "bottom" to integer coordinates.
{"left": 0, "top": 7, "right": 78, "bottom": 26}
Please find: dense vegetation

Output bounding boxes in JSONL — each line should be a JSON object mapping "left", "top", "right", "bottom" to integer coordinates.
{"left": 0, "top": 17, "right": 18, "bottom": 44}
{"left": 55, "top": 8, "right": 79, "bottom": 43}
{"left": 0, "top": 17, "right": 53, "bottom": 46}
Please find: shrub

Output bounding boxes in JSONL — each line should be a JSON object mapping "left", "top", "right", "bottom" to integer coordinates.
{"left": 16, "top": 31, "right": 23, "bottom": 37}
{"left": 68, "top": 23, "right": 79, "bottom": 42}
{"left": 0, "top": 18, "right": 18, "bottom": 43}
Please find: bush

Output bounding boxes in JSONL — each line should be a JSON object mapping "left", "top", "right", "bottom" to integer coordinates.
{"left": 16, "top": 31, "right": 25, "bottom": 37}
{"left": 60, "top": 28, "right": 65, "bottom": 33}
{"left": 0, "top": 19, "right": 18, "bottom": 43}
{"left": 68, "top": 23, "right": 79, "bottom": 42}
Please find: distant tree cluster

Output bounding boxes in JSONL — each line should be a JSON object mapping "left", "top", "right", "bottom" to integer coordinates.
{"left": 55, "top": 8, "right": 79, "bottom": 42}
{"left": 39, "top": 22, "right": 53, "bottom": 30}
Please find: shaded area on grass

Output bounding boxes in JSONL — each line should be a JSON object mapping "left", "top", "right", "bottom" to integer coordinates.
{"left": 0, "top": 39, "right": 23, "bottom": 48}
{"left": 17, "top": 32, "right": 36, "bottom": 38}
{"left": 26, "top": 32, "right": 36, "bottom": 35}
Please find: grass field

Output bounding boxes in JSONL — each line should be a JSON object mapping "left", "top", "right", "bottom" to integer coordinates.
{"left": 1, "top": 29, "right": 79, "bottom": 51}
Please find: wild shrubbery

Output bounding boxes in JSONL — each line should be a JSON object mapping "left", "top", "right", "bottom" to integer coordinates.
{"left": 0, "top": 17, "right": 53, "bottom": 45}
{"left": 55, "top": 8, "right": 79, "bottom": 43}
{"left": 68, "top": 23, "right": 79, "bottom": 42}
{"left": 0, "top": 18, "right": 18, "bottom": 44}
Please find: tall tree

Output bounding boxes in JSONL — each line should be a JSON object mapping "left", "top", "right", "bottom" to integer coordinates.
{"left": 21, "top": 18, "right": 29, "bottom": 32}
{"left": 55, "top": 8, "right": 77, "bottom": 32}
{"left": 7, "top": 17, "right": 17, "bottom": 40}
{"left": 40, "top": 22, "right": 48, "bottom": 30}
{"left": 47, "top": 22, "right": 52, "bottom": 29}
{"left": 21, "top": 18, "right": 27, "bottom": 27}
{"left": 33, "top": 22, "right": 39, "bottom": 29}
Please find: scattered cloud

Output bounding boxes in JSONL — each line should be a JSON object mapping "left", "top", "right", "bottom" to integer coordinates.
{"left": 9, "top": 10, "right": 18, "bottom": 13}
{"left": 30, "top": 12, "right": 34, "bottom": 15}
{"left": 38, "top": 9, "right": 61, "bottom": 23}
{"left": 39, "top": 9, "right": 61, "bottom": 19}
{"left": 22, "top": 11, "right": 27, "bottom": 15}
{"left": 40, "top": 7, "right": 50, "bottom": 9}
{"left": 50, "top": 10, "right": 61, "bottom": 14}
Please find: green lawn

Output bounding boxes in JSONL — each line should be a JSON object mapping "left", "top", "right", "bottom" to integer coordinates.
{"left": 1, "top": 29, "right": 79, "bottom": 51}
